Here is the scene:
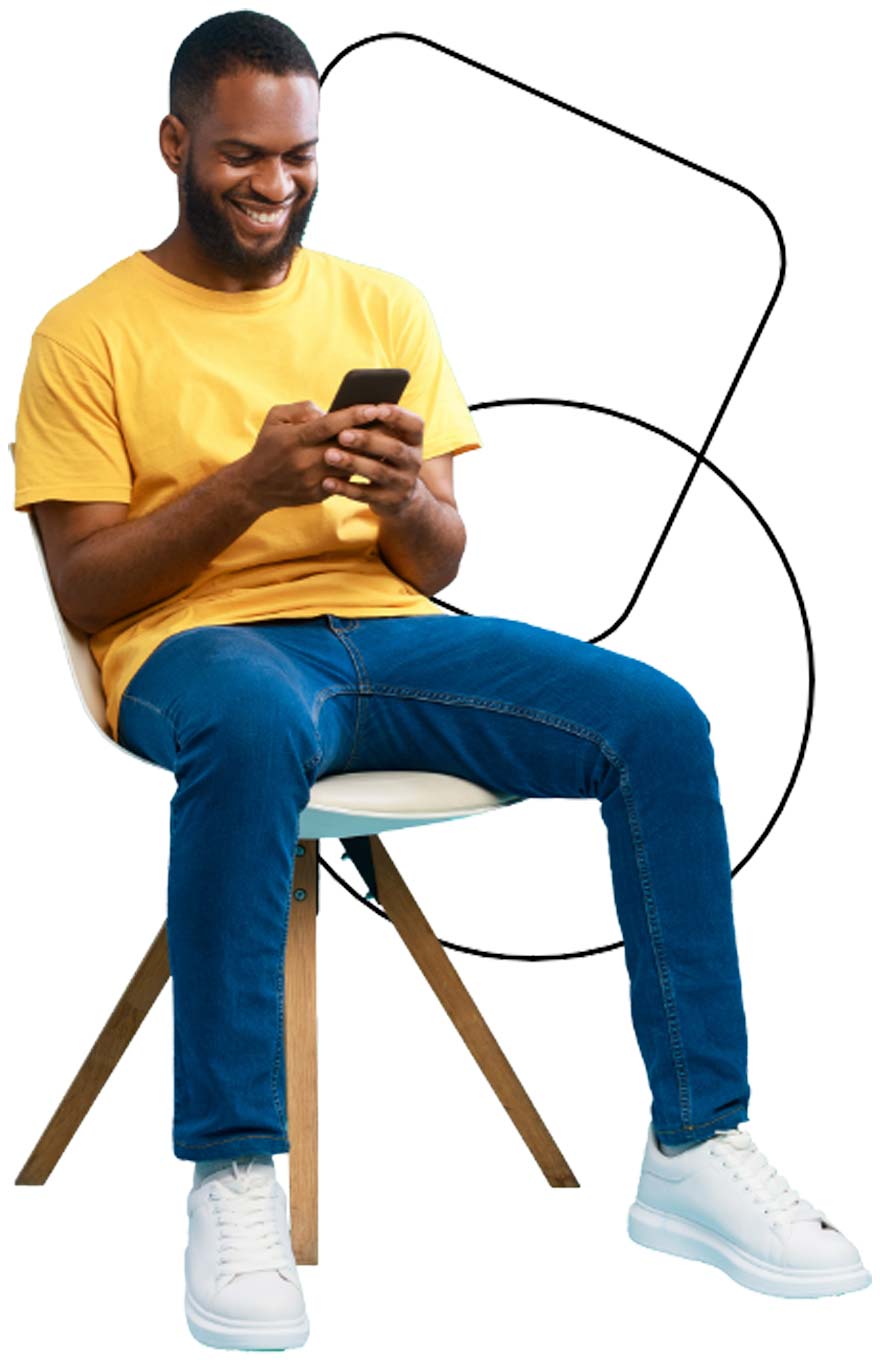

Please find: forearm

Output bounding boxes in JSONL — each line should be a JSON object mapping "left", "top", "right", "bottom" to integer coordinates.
{"left": 62, "top": 459, "right": 261, "bottom": 634}
{"left": 375, "top": 478, "right": 466, "bottom": 598}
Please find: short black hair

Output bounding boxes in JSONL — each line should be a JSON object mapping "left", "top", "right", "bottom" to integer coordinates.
{"left": 170, "top": 10, "right": 319, "bottom": 132}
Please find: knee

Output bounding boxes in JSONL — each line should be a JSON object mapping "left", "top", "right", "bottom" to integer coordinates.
{"left": 652, "top": 668, "right": 710, "bottom": 730}
{"left": 644, "top": 666, "right": 718, "bottom": 767}
{"left": 618, "top": 659, "right": 713, "bottom": 761}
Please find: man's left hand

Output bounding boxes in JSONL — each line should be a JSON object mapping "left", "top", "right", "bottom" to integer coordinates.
{"left": 322, "top": 404, "right": 424, "bottom": 518}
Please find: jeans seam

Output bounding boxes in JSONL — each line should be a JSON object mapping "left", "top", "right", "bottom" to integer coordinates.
{"left": 119, "top": 691, "right": 182, "bottom": 759}
{"left": 176, "top": 1132, "right": 287, "bottom": 1149}
{"left": 617, "top": 761, "right": 693, "bottom": 1127}
{"left": 326, "top": 624, "right": 371, "bottom": 772}
{"left": 126, "top": 660, "right": 293, "bottom": 1148}
{"left": 271, "top": 840, "right": 302, "bottom": 1139}
{"left": 653, "top": 1109, "right": 748, "bottom": 1137}
{"left": 339, "top": 680, "right": 694, "bottom": 1128}
{"left": 120, "top": 691, "right": 166, "bottom": 718}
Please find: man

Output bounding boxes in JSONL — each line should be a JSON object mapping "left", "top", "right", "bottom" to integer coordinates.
{"left": 12, "top": 10, "right": 870, "bottom": 1351}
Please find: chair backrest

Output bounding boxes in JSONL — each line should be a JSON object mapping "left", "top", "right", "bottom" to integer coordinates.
{"left": 8, "top": 441, "right": 128, "bottom": 754}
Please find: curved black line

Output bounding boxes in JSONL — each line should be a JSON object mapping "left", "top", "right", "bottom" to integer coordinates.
{"left": 318, "top": 851, "right": 627, "bottom": 962}
{"left": 315, "top": 34, "right": 798, "bottom": 964}
{"left": 444, "top": 398, "right": 815, "bottom": 881}
{"left": 317, "top": 401, "right": 814, "bottom": 963}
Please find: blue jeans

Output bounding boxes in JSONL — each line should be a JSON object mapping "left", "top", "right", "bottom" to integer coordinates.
{"left": 116, "top": 613, "right": 750, "bottom": 1161}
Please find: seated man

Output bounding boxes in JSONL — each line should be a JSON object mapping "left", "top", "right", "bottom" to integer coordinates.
{"left": 12, "top": 9, "right": 870, "bottom": 1351}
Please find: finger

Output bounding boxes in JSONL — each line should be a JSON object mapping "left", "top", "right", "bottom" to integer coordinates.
{"left": 372, "top": 404, "right": 424, "bottom": 444}
{"left": 308, "top": 403, "right": 381, "bottom": 444}
{"left": 333, "top": 426, "right": 402, "bottom": 462}
{"left": 322, "top": 474, "right": 371, "bottom": 498}
{"left": 324, "top": 449, "right": 396, "bottom": 485}
{"left": 269, "top": 400, "right": 325, "bottom": 421}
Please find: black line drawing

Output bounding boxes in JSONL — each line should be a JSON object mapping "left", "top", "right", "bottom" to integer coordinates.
{"left": 314, "top": 32, "right": 805, "bottom": 966}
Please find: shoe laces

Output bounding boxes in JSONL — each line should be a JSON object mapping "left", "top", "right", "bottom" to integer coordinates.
{"left": 204, "top": 1158, "right": 297, "bottom": 1288}
{"left": 709, "top": 1124, "right": 828, "bottom": 1229}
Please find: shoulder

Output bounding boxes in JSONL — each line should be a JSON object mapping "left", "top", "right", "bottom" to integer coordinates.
{"left": 305, "top": 247, "right": 426, "bottom": 312}
{"left": 31, "top": 254, "right": 140, "bottom": 371}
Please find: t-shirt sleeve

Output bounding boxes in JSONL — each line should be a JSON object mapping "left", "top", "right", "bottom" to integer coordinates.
{"left": 389, "top": 280, "right": 482, "bottom": 462}
{"left": 12, "top": 331, "right": 133, "bottom": 513}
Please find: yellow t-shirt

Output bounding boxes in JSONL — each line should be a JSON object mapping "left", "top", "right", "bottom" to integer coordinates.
{"left": 13, "top": 247, "right": 482, "bottom": 742}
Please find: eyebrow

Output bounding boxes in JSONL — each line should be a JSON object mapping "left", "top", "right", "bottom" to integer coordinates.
{"left": 216, "top": 137, "right": 319, "bottom": 154}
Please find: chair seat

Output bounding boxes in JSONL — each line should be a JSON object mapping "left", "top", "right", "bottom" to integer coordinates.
{"left": 299, "top": 769, "right": 523, "bottom": 838}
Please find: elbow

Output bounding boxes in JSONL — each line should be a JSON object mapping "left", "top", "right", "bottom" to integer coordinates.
{"left": 56, "top": 570, "right": 104, "bottom": 635}
{"left": 57, "top": 593, "right": 100, "bottom": 636}
{"left": 430, "top": 550, "right": 467, "bottom": 599}
{"left": 437, "top": 539, "right": 467, "bottom": 595}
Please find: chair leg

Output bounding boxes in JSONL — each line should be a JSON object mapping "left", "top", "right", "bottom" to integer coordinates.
{"left": 285, "top": 839, "right": 319, "bottom": 1265}
{"left": 15, "top": 921, "right": 170, "bottom": 1184}
{"left": 368, "top": 834, "right": 579, "bottom": 1189}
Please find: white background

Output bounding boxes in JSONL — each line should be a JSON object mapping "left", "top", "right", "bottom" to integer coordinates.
{"left": 2, "top": 1, "right": 878, "bottom": 1357}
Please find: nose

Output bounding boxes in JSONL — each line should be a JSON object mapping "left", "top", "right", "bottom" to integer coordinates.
{"left": 248, "top": 156, "right": 298, "bottom": 205}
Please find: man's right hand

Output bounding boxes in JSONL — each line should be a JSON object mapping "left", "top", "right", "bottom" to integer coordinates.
{"left": 240, "top": 401, "right": 381, "bottom": 514}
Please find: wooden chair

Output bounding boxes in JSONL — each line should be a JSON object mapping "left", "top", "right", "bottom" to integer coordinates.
{"left": 9, "top": 443, "right": 579, "bottom": 1265}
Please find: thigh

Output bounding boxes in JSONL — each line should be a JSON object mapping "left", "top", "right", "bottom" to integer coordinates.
{"left": 344, "top": 613, "right": 702, "bottom": 730}
{"left": 116, "top": 620, "right": 358, "bottom": 779}
{"left": 337, "top": 613, "right": 708, "bottom": 796}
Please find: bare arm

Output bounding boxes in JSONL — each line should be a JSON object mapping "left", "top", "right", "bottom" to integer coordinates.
{"left": 375, "top": 477, "right": 466, "bottom": 597}
{"left": 37, "top": 400, "right": 381, "bottom": 634}
{"left": 38, "top": 458, "right": 260, "bottom": 634}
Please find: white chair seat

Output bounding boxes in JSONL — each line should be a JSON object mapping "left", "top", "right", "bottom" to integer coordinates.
{"left": 300, "top": 769, "right": 522, "bottom": 838}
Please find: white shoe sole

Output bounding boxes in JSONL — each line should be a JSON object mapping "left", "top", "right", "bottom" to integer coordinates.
{"left": 628, "top": 1200, "right": 872, "bottom": 1298}
{"left": 185, "top": 1287, "right": 310, "bottom": 1350}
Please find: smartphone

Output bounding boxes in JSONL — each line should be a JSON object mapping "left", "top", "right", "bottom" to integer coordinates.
{"left": 327, "top": 368, "right": 411, "bottom": 427}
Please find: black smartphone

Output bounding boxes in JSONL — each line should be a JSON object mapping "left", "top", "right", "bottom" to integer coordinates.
{"left": 327, "top": 368, "right": 411, "bottom": 427}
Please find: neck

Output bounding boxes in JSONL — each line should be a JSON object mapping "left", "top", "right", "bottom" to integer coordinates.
{"left": 142, "top": 227, "right": 294, "bottom": 292}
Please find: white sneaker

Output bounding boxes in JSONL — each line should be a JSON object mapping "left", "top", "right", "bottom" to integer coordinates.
{"left": 628, "top": 1121, "right": 872, "bottom": 1297}
{"left": 184, "top": 1155, "right": 310, "bottom": 1349}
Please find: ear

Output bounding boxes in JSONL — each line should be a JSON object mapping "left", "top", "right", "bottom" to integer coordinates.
{"left": 158, "top": 113, "right": 187, "bottom": 174}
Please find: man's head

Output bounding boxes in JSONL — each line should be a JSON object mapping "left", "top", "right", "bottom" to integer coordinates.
{"left": 160, "top": 11, "right": 320, "bottom": 281}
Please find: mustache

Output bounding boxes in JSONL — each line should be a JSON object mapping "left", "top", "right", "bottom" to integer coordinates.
{"left": 180, "top": 160, "right": 318, "bottom": 271}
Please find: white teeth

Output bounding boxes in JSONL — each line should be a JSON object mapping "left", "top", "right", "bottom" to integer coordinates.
{"left": 236, "top": 203, "right": 286, "bottom": 224}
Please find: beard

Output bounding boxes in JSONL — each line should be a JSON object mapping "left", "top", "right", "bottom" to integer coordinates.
{"left": 180, "top": 150, "right": 318, "bottom": 280}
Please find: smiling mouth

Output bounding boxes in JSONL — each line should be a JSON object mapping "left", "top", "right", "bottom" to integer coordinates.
{"left": 229, "top": 200, "right": 293, "bottom": 230}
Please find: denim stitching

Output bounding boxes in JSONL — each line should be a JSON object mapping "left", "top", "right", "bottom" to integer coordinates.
{"left": 326, "top": 615, "right": 362, "bottom": 635}
{"left": 171, "top": 793, "right": 183, "bottom": 1135}
{"left": 653, "top": 1109, "right": 749, "bottom": 1138}
{"left": 176, "top": 836, "right": 299, "bottom": 1153}
{"left": 616, "top": 762, "right": 694, "bottom": 1125}
{"left": 331, "top": 683, "right": 633, "bottom": 740}
{"left": 156, "top": 627, "right": 719, "bottom": 1151}
{"left": 119, "top": 691, "right": 182, "bottom": 760}
{"left": 300, "top": 683, "right": 357, "bottom": 775}
{"left": 119, "top": 691, "right": 171, "bottom": 723}
{"left": 326, "top": 620, "right": 371, "bottom": 771}
{"left": 177, "top": 1133, "right": 288, "bottom": 1149}
{"left": 120, "top": 690, "right": 175, "bottom": 734}
{"left": 127, "top": 646, "right": 298, "bottom": 1151}
{"left": 270, "top": 837, "right": 302, "bottom": 1140}
{"left": 334, "top": 673, "right": 697, "bottom": 1130}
